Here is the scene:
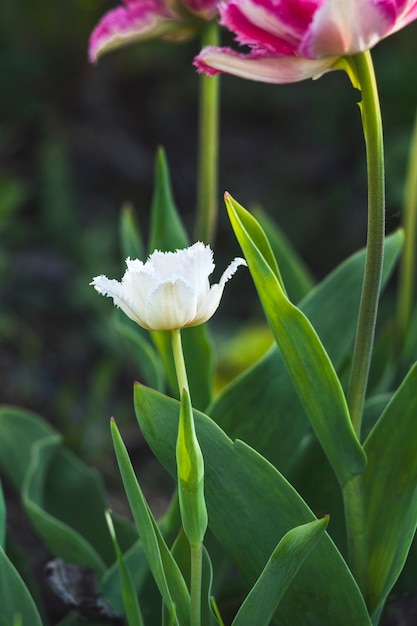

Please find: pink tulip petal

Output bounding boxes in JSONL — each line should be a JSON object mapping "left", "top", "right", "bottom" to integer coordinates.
{"left": 391, "top": 0, "right": 417, "bottom": 32}
{"left": 195, "top": 46, "right": 337, "bottom": 83}
{"left": 299, "top": 0, "right": 397, "bottom": 58}
{"left": 220, "top": 0, "right": 319, "bottom": 53}
{"left": 89, "top": 0, "right": 177, "bottom": 62}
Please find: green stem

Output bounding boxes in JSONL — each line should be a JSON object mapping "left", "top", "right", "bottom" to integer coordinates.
{"left": 342, "top": 475, "right": 368, "bottom": 599}
{"left": 195, "top": 22, "right": 220, "bottom": 244}
{"left": 339, "top": 50, "right": 385, "bottom": 601}
{"left": 190, "top": 543, "right": 203, "bottom": 626}
{"left": 172, "top": 329, "right": 205, "bottom": 626}
{"left": 346, "top": 50, "right": 385, "bottom": 440}
{"left": 397, "top": 109, "right": 417, "bottom": 345}
{"left": 171, "top": 328, "right": 189, "bottom": 394}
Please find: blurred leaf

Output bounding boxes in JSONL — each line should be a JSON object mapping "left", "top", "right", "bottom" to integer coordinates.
{"left": 120, "top": 202, "right": 145, "bottom": 261}
{"left": 181, "top": 325, "right": 213, "bottom": 411}
{"left": 364, "top": 363, "right": 417, "bottom": 617}
{"left": 0, "top": 481, "right": 5, "bottom": 549}
{"left": 225, "top": 194, "right": 365, "bottom": 487}
{"left": 110, "top": 418, "right": 191, "bottom": 625}
{"left": 115, "top": 311, "right": 165, "bottom": 391}
{"left": 38, "top": 130, "right": 79, "bottom": 253}
{"left": 253, "top": 207, "right": 315, "bottom": 303}
{"left": 148, "top": 148, "right": 214, "bottom": 410}
{"left": 0, "top": 547, "right": 43, "bottom": 626}
{"left": 0, "top": 407, "right": 136, "bottom": 573}
{"left": 232, "top": 518, "right": 328, "bottom": 626}
{"left": 23, "top": 434, "right": 107, "bottom": 573}
{"left": 134, "top": 384, "right": 372, "bottom": 626}
{"left": 148, "top": 147, "right": 188, "bottom": 254}
{"left": 0, "top": 174, "right": 27, "bottom": 231}
{"left": 209, "top": 229, "right": 403, "bottom": 476}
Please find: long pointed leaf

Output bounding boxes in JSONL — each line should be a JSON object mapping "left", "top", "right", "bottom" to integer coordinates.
{"left": 110, "top": 418, "right": 191, "bottom": 625}
{"left": 0, "top": 547, "right": 43, "bottom": 626}
{"left": 232, "top": 518, "right": 328, "bottom": 626}
{"left": 364, "top": 363, "right": 417, "bottom": 616}
{"left": 209, "top": 230, "right": 402, "bottom": 478}
{"left": 225, "top": 194, "right": 365, "bottom": 487}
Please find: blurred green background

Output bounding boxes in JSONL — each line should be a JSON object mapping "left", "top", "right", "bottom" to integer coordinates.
{"left": 1, "top": 0, "right": 417, "bottom": 452}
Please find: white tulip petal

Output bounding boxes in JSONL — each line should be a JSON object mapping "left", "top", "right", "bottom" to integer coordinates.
{"left": 193, "top": 256, "right": 247, "bottom": 325}
{"left": 90, "top": 275, "right": 149, "bottom": 327}
{"left": 92, "top": 245, "right": 246, "bottom": 331}
{"left": 146, "top": 279, "right": 198, "bottom": 329}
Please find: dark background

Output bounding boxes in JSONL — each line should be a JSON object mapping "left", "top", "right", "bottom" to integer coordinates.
{"left": 1, "top": 0, "right": 417, "bottom": 461}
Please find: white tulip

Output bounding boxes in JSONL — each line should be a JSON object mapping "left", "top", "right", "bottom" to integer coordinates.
{"left": 91, "top": 242, "right": 246, "bottom": 331}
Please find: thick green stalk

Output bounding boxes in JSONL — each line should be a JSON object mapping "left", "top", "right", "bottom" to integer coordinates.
{"left": 190, "top": 543, "right": 203, "bottom": 626}
{"left": 346, "top": 51, "right": 385, "bottom": 439}
{"left": 342, "top": 475, "right": 368, "bottom": 600}
{"left": 171, "top": 328, "right": 189, "bottom": 394}
{"left": 339, "top": 50, "right": 385, "bottom": 601}
{"left": 172, "top": 329, "right": 204, "bottom": 626}
{"left": 195, "top": 22, "right": 220, "bottom": 244}
{"left": 397, "top": 109, "right": 417, "bottom": 344}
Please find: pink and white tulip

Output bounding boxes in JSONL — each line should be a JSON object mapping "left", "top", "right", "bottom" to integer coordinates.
{"left": 195, "top": 0, "right": 417, "bottom": 83}
{"left": 89, "top": 0, "right": 219, "bottom": 62}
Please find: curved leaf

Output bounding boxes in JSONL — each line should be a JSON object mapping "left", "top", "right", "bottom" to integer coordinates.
{"left": 253, "top": 207, "right": 315, "bottom": 303}
{"left": 134, "top": 384, "right": 371, "bottom": 626}
{"left": 110, "top": 418, "right": 191, "bottom": 625}
{"left": 364, "top": 363, "right": 417, "bottom": 616}
{"left": 232, "top": 518, "right": 328, "bottom": 626}
{"left": 0, "top": 548, "right": 43, "bottom": 626}
{"left": 225, "top": 194, "right": 365, "bottom": 487}
{"left": 0, "top": 407, "right": 136, "bottom": 573}
{"left": 209, "top": 224, "right": 402, "bottom": 479}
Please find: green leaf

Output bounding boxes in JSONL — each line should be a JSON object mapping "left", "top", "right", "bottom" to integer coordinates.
{"left": 110, "top": 418, "right": 191, "bottom": 625}
{"left": 225, "top": 194, "right": 365, "bottom": 487}
{"left": 0, "top": 481, "right": 5, "bottom": 549}
{"left": 253, "top": 207, "right": 315, "bottom": 303}
{"left": 364, "top": 363, "right": 417, "bottom": 617}
{"left": 209, "top": 225, "right": 402, "bottom": 479}
{"left": 0, "top": 547, "right": 43, "bottom": 626}
{"left": 148, "top": 148, "right": 214, "bottom": 411}
{"left": 232, "top": 518, "right": 328, "bottom": 626}
{"left": 114, "top": 311, "right": 165, "bottom": 391}
{"left": 119, "top": 202, "right": 145, "bottom": 261}
{"left": 0, "top": 407, "right": 136, "bottom": 573}
{"left": 148, "top": 147, "right": 188, "bottom": 254}
{"left": 23, "top": 434, "right": 106, "bottom": 573}
{"left": 134, "top": 384, "right": 372, "bottom": 626}
{"left": 105, "top": 511, "right": 144, "bottom": 626}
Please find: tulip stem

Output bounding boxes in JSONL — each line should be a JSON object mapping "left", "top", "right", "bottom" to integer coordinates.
{"left": 172, "top": 328, "right": 205, "bottom": 626}
{"left": 195, "top": 22, "right": 220, "bottom": 244}
{"left": 346, "top": 50, "right": 385, "bottom": 440}
{"left": 171, "top": 328, "right": 189, "bottom": 395}
{"left": 397, "top": 109, "right": 417, "bottom": 345}
{"left": 190, "top": 543, "right": 203, "bottom": 626}
{"left": 340, "top": 50, "right": 385, "bottom": 603}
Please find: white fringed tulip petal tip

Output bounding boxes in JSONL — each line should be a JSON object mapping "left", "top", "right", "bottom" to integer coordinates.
{"left": 91, "top": 243, "right": 247, "bottom": 331}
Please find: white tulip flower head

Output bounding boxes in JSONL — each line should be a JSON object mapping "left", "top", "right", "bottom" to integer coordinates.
{"left": 91, "top": 242, "right": 247, "bottom": 331}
